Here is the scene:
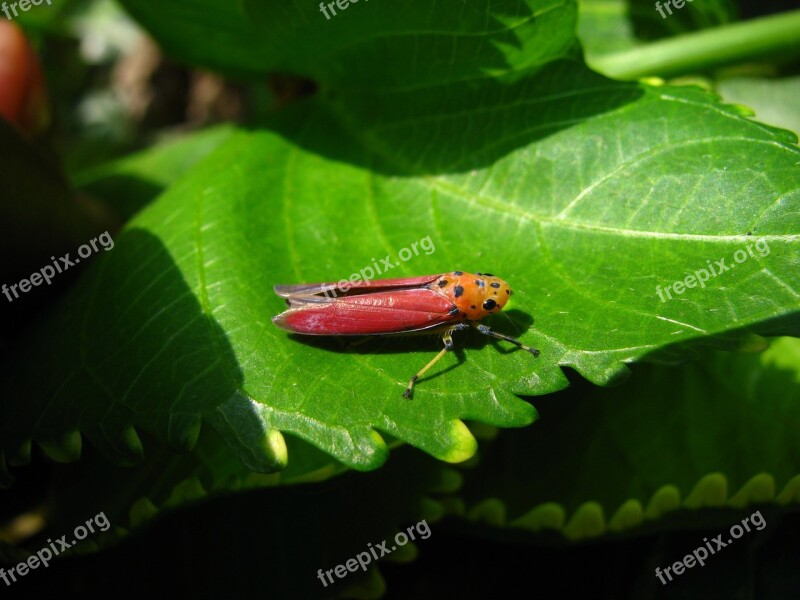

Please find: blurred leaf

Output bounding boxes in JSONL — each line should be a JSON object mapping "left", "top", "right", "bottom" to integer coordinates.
{"left": 628, "top": 0, "right": 738, "bottom": 40}
{"left": 586, "top": 8, "right": 800, "bottom": 80}
{"left": 578, "top": 0, "right": 639, "bottom": 56}
{"left": 16, "top": 443, "right": 452, "bottom": 599}
{"left": 578, "top": 0, "right": 739, "bottom": 64}
{"left": 74, "top": 124, "right": 237, "bottom": 220}
{"left": 457, "top": 337, "right": 800, "bottom": 537}
{"left": 0, "top": 119, "right": 116, "bottom": 334}
{"left": 117, "top": 0, "right": 577, "bottom": 81}
{"left": 717, "top": 75, "right": 800, "bottom": 138}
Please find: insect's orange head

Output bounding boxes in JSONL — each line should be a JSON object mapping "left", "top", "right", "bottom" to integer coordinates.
{"left": 438, "top": 271, "right": 512, "bottom": 321}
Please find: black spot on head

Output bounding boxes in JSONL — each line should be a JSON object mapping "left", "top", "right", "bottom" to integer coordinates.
{"left": 475, "top": 279, "right": 485, "bottom": 287}
{"left": 506, "top": 289, "right": 510, "bottom": 295}
{"left": 493, "top": 291, "right": 498, "bottom": 295}
{"left": 448, "top": 306, "right": 460, "bottom": 316}
{"left": 482, "top": 299, "right": 497, "bottom": 311}
{"left": 453, "top": 285, "right": 464, "bottom": 298}
{"left": 470, "top": 305, "right": 476, "bottom": 310}
{"left": 453, "top": 271, "right": 463, "bottom": 275}
{"left": 437, "top": 279, "right": 448, "bottom": 287}
{"left": 490, "top": 282, "right": 500, "bottom": 289}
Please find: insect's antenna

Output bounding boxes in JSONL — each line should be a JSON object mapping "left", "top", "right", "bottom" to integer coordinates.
{"left": 501, "top": 309, "right": 523, "bottom": 336}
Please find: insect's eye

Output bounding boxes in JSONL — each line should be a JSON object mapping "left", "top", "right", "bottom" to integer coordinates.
{"left": 482, "top": 299, "right": 497, "bottom": 311}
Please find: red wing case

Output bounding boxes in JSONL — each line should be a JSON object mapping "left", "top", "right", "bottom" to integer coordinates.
{"left": 272, "top": 287, "right": 459, "bottom": 335}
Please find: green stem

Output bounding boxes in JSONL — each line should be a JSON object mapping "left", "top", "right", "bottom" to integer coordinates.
{"left": 590, "top": 9, "right": 800, "bottom": 80}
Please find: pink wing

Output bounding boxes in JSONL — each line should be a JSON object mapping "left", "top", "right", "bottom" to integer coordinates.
{"left": 272, "top": 287, "right": 460, "bottom": 335}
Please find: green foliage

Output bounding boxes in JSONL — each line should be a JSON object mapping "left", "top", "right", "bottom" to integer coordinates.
{"left": 458, "top": 337, "right": 800, "bottom": 537}
{"left": 2, "top": 0, "right": 799, "bottom": 477}
{"left": 1, "top": 1, "right": 799, "bottom": 595}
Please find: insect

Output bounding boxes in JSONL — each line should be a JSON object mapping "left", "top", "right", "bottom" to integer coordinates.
{"left": 272, "top": 271, "right": 540, "bottom": 398}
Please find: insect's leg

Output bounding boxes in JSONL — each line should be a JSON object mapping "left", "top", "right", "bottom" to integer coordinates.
{"left": 471, "top": 322, "right": 540, "bottom": 357}
{"left": 403, "top": 331, "right": 456, "bottom": 399}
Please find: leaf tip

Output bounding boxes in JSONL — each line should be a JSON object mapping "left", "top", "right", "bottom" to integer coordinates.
{"left": 467, "top": 498, "right": 506, "bottom": 526}
{"left": 684, "top": 472, "right": 728, "bottom": 509}
{"left": 645, "top": 485, "right": 682, "bottom": 519}
{"left": 440, "top": 420, "right": 478, "bottom": 464}
{"left": 729, "top": 473, "right": 775, "bottom": 508}
{"left": 563, "top": 502, "right": 606, "bottom": 540}
{"left": 38, "top": 430, "right": 82, "bottom": 463}
{"left": 511, "top": 502, "right": 566, "bottom": 532}
{"left": 168, "top": 414, "right": 202, "bottom": 452}
{"left": 608, "top": 499, "right": 644, "bottom": 532}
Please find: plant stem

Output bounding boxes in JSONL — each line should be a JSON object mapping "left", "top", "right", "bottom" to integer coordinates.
{"left": 590, "top": 9, "right": 800, "bottom": 80}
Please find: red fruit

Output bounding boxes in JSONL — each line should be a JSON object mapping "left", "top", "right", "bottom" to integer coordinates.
{"left": 0, "top": 20, "right": 48, "bottom": 134}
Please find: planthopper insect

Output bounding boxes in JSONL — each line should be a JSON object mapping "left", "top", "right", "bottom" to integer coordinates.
{"left": 272, "top": 271, "right": 540, "bottom": 398}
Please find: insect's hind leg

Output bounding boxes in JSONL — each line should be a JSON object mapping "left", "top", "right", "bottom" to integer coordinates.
{"left": 403, "top": 325, "right": 467, "bottom": 399}
{"left": 472, "top": 322, "right": 540, "bottom": 357}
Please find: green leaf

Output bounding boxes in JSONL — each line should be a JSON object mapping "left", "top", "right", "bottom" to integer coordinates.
{"left": 117, "top": 0, "right": 579, "bottom": 81}
{"left": 2, "top": 0, "right": 799, "bottom": 473}
{"left": 15, "top": 442, "right": 453, "bottom": 598}
{"left": 455, "top": 337, "right": 800, "bottom": 538}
